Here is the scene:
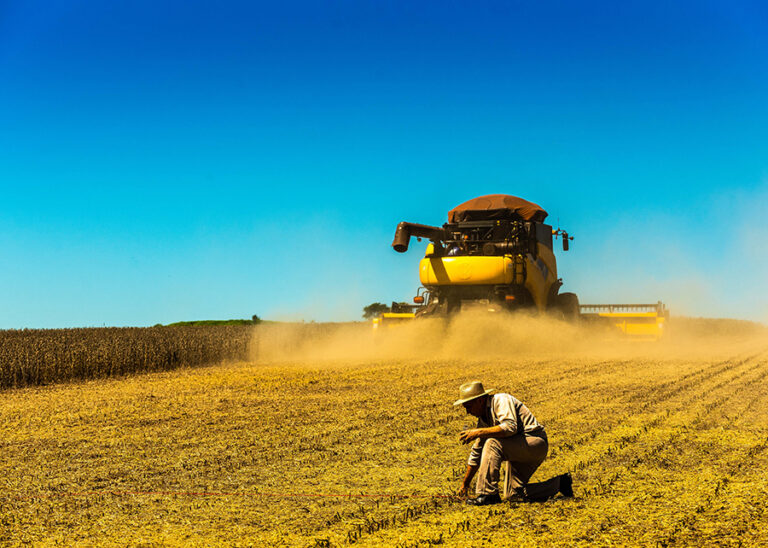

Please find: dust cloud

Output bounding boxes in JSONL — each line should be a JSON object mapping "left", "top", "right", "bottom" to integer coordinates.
{"left": 251, "top": 313, "right": 768, "bottom": 365}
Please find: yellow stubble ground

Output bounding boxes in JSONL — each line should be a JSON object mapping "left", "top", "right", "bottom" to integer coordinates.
{"left": 1, "top": 314, "right": 767, "bottom": 546}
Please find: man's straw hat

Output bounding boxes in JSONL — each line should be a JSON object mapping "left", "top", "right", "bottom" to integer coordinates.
{"left": 453, "top": 381, "right": 495, "bottom": 406}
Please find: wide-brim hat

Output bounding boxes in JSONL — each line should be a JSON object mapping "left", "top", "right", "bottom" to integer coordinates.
{"left": 453, "top": 381, "right": 495, "bottom": 406}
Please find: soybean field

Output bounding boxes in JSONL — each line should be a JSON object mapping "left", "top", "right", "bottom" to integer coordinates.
{"left": 1, "top": 315, "right": 767, "bottom": 546}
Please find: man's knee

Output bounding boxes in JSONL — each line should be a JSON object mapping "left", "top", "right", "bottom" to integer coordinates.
{"left": 482, "top": 437, "right": 503, "bottom": 455}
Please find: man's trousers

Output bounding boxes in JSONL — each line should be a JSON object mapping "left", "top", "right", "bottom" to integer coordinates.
{"left": 474, "top": 432, "right": 562, "bottom": 500}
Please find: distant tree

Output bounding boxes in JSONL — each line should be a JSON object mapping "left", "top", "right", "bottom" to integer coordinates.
{"left": 252, "top": 314, "right": 261, "bottom": 324}
{"left": 362, "top": 302, "right": 389, "bottom": 319}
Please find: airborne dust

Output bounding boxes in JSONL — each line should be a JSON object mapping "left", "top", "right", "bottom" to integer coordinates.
{"left": 251, "top": 312, "right": 768, "bottom": 365}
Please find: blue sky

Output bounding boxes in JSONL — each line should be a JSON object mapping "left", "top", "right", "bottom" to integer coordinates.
{"left": 1, "top": 1, "right": 767, "bottom": 327}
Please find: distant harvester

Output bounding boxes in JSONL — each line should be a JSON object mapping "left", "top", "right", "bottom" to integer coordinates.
{"left": 374, "top": 194, "right": 668, "bottom": 340}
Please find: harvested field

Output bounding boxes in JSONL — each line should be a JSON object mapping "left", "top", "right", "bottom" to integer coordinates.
{"left": 1, "top": 316, "right": 767, "bottom": 546}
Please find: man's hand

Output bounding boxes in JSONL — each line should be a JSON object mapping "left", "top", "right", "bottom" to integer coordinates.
{"left": 459, "top": 428, "right": 482, "bottom": 445}
{"left": 460, "top": 464, "right": 478, "bottom": 499}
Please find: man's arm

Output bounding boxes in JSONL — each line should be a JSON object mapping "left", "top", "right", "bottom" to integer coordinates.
{"left": 457, "top": 464, "right": 479, "bottom": 497}
{"left": 458, "top": 425, "right": 513, "bottom": 444}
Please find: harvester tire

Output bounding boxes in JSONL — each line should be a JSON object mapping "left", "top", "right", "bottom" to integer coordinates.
{"left": 556, "top": 292, "right": 580, "bottom": 323}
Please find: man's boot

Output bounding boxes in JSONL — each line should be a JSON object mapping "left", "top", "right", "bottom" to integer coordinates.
{"left": 559, "top": 473, "right": 574, "bottom": 498}
{"left": 466, "top": 493, "right": 502, "bottom": 506}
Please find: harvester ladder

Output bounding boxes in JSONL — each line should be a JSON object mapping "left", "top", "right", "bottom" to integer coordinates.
{"left": 513, "top": 254, "right": 525, "bottom": 284}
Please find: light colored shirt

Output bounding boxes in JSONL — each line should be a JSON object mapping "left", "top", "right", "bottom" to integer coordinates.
{"left": 467, "top": 393, "right": 545, "bottom": 467}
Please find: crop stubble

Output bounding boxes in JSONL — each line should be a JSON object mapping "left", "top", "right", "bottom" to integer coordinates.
{"left": 0, "top": 317, "right": 767, "bottom": 546}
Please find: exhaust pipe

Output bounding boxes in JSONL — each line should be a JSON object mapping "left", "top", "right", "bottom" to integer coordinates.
{"left": 483, "top": 242, "right": 520, "bottom": 255}
{"left": 392, "top": 222, "right": 447, "bottom": 253}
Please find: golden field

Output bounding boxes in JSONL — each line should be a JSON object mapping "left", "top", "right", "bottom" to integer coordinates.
{"left": 1, "top": 315, "right": 767, "bottom": 546}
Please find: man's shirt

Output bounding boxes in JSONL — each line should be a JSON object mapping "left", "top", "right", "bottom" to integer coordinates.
{"left": 467, "top": 393, "right": 545, "bottom": 467}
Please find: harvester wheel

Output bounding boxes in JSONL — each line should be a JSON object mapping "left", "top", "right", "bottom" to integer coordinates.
{"left": 556, "top": 292, "right": 580, "bottom": 323}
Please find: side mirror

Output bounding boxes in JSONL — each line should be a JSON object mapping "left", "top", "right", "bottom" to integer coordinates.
{"left": 553, "top": 228, "right": 573, "bottom": 251}
{"left": 561, "top": 231, "right": 572, "bottom": 251}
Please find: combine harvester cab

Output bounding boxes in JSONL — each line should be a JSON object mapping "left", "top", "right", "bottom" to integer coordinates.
{"left": 579, "top": 302, "right": 669, "bottom": 341}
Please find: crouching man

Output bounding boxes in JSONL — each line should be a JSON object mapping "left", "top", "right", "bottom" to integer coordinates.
{"left": 454, "top": 380, "right": 573, "bottom": 505}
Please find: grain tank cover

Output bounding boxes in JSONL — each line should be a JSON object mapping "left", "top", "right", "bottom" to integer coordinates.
{"left": 448, "top": 194, "right": 548, "bottom": 223}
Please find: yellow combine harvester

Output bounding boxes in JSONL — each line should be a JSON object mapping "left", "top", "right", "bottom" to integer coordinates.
{"left": 377, "top": 194, "right": 668, "bottom": 339}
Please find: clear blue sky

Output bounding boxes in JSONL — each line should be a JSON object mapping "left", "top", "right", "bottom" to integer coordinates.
{"left": 1, "top": 1, "right": 767, "bottom": 327}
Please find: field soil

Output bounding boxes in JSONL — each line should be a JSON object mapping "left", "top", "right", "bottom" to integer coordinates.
{"left": 1, "top": 315, "right": 767, "bottom": 546}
